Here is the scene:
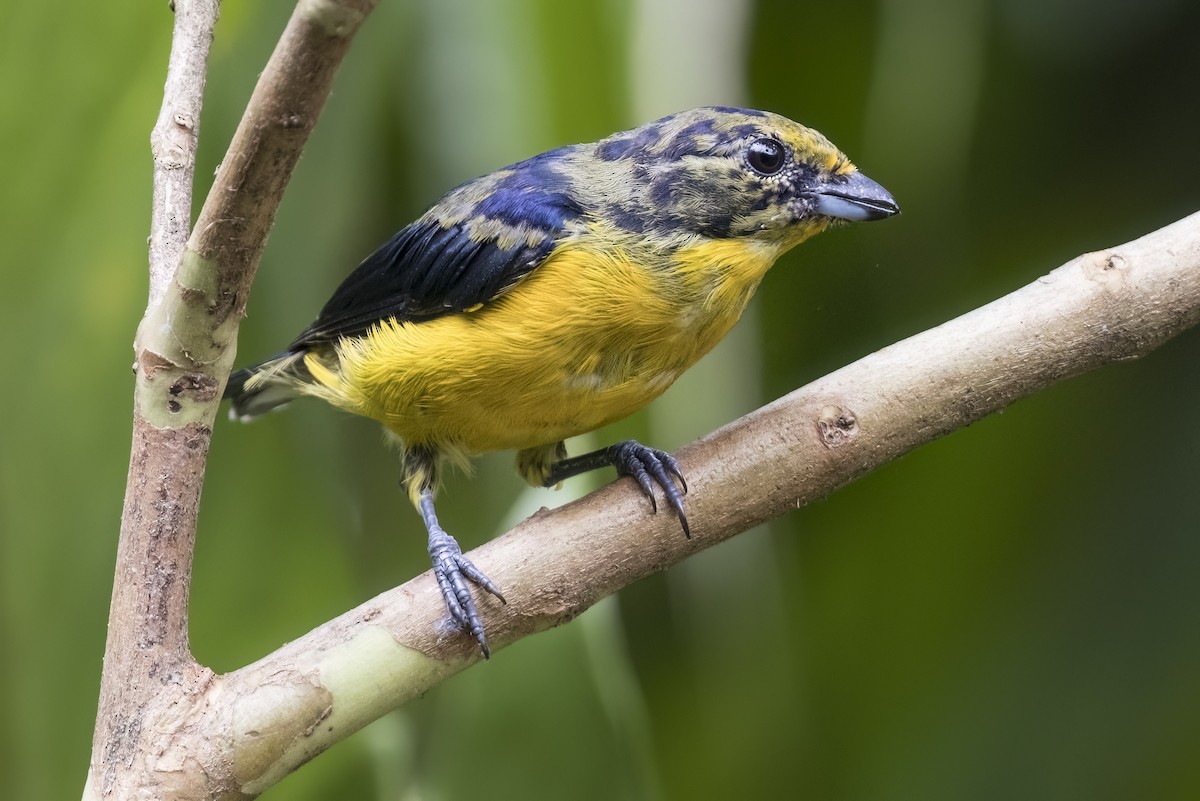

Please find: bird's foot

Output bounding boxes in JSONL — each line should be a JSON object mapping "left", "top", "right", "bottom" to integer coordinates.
{"left": 428, "top": 527, "right": 506, "bottom": 658}
{"left": 607, "top": 440, "right": 690, "bottom": 537}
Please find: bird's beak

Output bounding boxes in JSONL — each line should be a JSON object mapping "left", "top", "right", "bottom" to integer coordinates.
{"left": 812, "top": 170, "right": 899, "bottom": 222}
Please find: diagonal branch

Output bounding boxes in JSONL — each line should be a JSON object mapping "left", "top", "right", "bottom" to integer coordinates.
{"left": 197, "top": 211, "right": 1199, "bottom": 793}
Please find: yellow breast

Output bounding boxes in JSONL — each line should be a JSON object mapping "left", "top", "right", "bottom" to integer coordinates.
{"left": 303, "top": 232, "right": 783, "bottom": 454}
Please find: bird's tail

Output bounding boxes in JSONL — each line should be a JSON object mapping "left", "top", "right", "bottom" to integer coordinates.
{"left": 224, "top": 351, "right": 311, "bottom": 421}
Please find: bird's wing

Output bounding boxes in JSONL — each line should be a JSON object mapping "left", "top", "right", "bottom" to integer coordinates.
{"left": 292, "top": 155, "right": 583, "bottom": 347}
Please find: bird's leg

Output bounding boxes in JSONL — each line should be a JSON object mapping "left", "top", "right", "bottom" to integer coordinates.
{"left": 537, "top": 440, "right": 690, "bottom": 537}
{"left": 404, "top": 446, "right": 505, "bottom": 657}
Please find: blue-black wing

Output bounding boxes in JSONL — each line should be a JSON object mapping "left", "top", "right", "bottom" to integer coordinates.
{"left": 291, "top": 221, "right": 554, "bottom": 346}
{"left": 292, "top": 149, "right": 583, "bottom": 348}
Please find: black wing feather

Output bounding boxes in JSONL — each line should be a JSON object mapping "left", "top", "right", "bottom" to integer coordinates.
{"left": 415, "top": 228, "right": 484, "bottom": 299}
{"left": 292, "top": 220, "right": 556, "bottom": 347}
{"left": 290, "top": 148, "right": 584, "bottom": 348}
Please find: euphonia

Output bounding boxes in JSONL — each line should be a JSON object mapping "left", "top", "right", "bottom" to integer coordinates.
{"left": 225, "top": 106, "right": 899, "bottom": 655}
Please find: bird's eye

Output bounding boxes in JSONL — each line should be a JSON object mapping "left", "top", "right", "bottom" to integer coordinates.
{"left": 746, "top": 138, "right": 786, "bottom": 175}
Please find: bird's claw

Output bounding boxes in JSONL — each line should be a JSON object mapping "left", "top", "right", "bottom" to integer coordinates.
{"left": 428, "top": 527, "right": 505, "bottom": 658}
{"left": 607, "top": 440, "right": 690, "bottom": 537}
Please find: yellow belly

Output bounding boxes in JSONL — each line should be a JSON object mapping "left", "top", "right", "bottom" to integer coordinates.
{"left": 303, "top": 235, "right": 781, "bottom": 454}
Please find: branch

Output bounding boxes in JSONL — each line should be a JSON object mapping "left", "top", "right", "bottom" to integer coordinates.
{"left": 146, "top": 0, "right": 214, "bottom": 309}
{"left": 88, "top": 1, "right": 376, "bottom": 799}
{"left": 187, "top": 212, "right": 1200, "bottom": 793}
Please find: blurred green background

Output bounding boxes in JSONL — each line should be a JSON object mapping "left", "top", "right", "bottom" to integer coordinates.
{"left": 3, "top": 0, "right": 1199, "bottom": 798}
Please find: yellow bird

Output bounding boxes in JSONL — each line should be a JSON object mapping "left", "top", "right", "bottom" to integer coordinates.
{"left": 225, "top": 107, "right": 899, "bottom": 654}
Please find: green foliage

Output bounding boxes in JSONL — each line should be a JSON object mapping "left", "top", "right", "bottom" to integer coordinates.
{"left": 3, "top": 0, "right": 1199, "bottom": 798}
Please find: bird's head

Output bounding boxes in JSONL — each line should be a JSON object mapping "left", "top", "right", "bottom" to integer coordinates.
{"left": 588, "top": 106, "right": 899, "bottom": 249}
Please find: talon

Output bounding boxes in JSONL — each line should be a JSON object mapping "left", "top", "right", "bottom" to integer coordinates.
{"left": 428, "top": 526, "right": 503, "bottom": 658}
{"left": 662, "top": 453, "right": 688, "bottom": 495}
{"left": 457, "top": 558, "right": 507, "bottom": 605}
{"left": 631, "top": 464, "right": 658, "bottom": 513}
{"left": 608, "top": 440, "right": 690, "bottom": 536}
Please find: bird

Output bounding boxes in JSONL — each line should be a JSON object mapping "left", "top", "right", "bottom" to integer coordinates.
{"left": 224, "top": 106, "right": 899, "bottom": 656}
